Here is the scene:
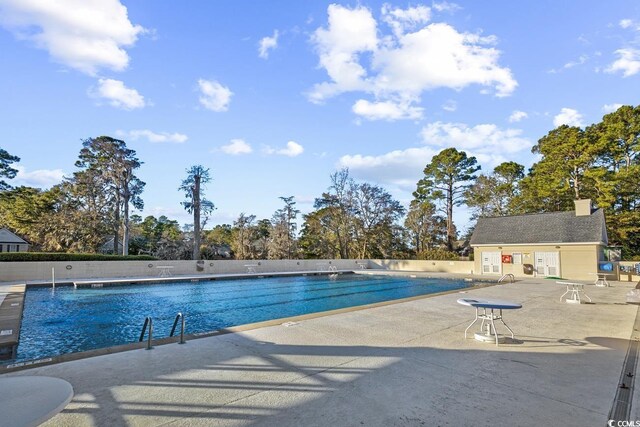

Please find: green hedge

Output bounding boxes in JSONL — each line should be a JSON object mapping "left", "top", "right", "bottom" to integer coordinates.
{"left": 416, "top": 249, "right": 461, "bottom": 261}
{"left": 0, "top": 252, "right": 157, "bottom": 262}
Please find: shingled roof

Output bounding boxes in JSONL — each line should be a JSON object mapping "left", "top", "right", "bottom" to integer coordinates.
{"left": 470, "top": 208, "right": 608, "bottom": 246}
{"left": 0, "top": 228, "right": 28, "bottom": 244}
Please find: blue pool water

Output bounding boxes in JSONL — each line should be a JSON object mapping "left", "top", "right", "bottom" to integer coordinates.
{"left": 12, "top": 274, "right": 473, "bottom": 362}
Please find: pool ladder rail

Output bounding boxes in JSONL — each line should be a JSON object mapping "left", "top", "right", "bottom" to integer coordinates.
{"left": 139, "top": 312, "right": 186, "bottom": 350}
{"left": 170, "top": 312, "right": 187, "bottom": 345}
{"left": 498, "top": 274, "right": 515, "bottom": 284}
{"left": 139, "top": 317, "right": 154, "bottom": 350}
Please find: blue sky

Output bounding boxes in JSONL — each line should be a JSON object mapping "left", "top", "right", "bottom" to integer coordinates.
{"left": 1, "top": 1, "right": 639, "bottom": 233}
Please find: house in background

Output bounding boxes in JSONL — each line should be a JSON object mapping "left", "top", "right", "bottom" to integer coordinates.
{"left": 0, "top": 228, "right": 29, "bottom": 253}
{"left": 470, "top": 199, "right": 609, "bottom": 281}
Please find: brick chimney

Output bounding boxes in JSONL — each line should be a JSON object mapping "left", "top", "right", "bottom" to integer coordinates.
{"left": 574, "top": 199, "right": 592, "bottom": 216}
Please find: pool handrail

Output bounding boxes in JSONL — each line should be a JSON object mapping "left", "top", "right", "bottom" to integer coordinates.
{"left": 498, "top": 274, "right": 515, "bottom": 283}
{"left": 170, "top": 312, "right": 186, "bottom": 344}
{"left": 139, "top": 317, "right": 153, "bottom": 350}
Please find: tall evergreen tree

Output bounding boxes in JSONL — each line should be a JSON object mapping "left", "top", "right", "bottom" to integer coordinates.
{"left": 529, "top": 125, "right": 603, "bottom": 203}
{"left": 597, "top": 105, "right": 640, "bottom": 255}
{"left": 268, "top": 196, "right": 299, "bottom": 259}
{"left": 179, "top": 165, "right": 215, "bottom": 260}
{"left": 299, "top": 209, "right": 339, "bottom": 259}
{"left": 231, "top": 213, "right": 256, "bottom": 260}
{"left": 0, "top": 148, "right": 20, "bottom": 191}
{"left": 466, "top": 161, "right": 524, "bottom": 218}
{"left": 75, "top": 136, "right": 145, "bottom": 255}
{"left": 413, "top": 148, "right": 480, "bottom": 251}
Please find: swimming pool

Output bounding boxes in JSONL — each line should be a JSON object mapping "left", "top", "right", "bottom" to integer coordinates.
{"left": 12, "top": 274, "right": 474, "bottom": 362}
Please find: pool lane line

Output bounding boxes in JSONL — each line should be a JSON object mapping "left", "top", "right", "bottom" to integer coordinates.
{"left": 75, "top": 277, "right": 454, "bottom": 305}
{"left": 31, "top": 276, "right": 468, "bottom": 312}
{"left": 59, "top": 275, "right": 408, "bottom": 300}
{"left": 25, "top": 277, "right": 441, "bottom": 311}
{"left": 1, "top": 280, "right": 499, "bottom": 374}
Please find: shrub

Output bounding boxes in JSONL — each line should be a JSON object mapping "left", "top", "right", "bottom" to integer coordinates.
{"left": 416, "top": 249, "right": 460, "bottom": 261}
{"left": 0, "top": 252, "right": 157, "bottom": 262}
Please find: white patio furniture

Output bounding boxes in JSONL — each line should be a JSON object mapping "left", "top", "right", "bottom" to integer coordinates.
{"left": 557, "top": 281, "right": 592, "bottom": 304}
{"left": 457, "top": 298, "right": 522, "bottom": 346}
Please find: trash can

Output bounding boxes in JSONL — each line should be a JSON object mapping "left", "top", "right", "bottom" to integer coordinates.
{"left": 523, "top": 264, "right": 534, "bottom": 275}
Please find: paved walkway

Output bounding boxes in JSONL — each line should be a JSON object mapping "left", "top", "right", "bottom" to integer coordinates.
{"left": 1, "top": 278, "right": 638, "bottom": 426}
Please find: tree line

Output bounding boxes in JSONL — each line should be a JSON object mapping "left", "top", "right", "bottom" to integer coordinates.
{"left": 1, "top": 105, "right": 639, "bottom": 259}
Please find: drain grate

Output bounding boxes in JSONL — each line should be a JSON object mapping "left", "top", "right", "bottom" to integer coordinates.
{"left": 609, "top": 306, "right": 640, "bottom": 422}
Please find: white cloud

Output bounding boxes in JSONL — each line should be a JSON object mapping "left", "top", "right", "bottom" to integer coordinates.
{"left": 340, "top": 120, "right": 530, "bottom": 189}
{"left": 381, "top": 4, "right": 431, "bottom": 38}
{"left": 352, "top": 99, "right": 423, "bottom": 120}
{"left": 442, "top": 100, "right": 457, "bottom": 112}
{"left": 308, "top": 4, "right": 378, "bottom": 104}
{"left": 619, "top": 19, "right": 639, "bottom": 30}
{"left": 421, "top": 122, "right": 530, "bottom": 154}
{"left": 602, "top": 103, "right": 623, "bottom": 114}
{"left": 0, "top": 0, "right": 145, "bottom": 75}
{"left": 14, "top": 166, "right": 65, "bottom": 188}
{"left": 374, "top": 23, "right": 513, "bottom": 95}
{"left": 605, "top": 48, "right": 640, "bottom": 77}
{"left": 508, "top": 110, "right": 528, "bottom": 122}
{"left": 258, "top": 30, "right": 279, "bottom": 59}
{"left": 432, "top": 2, "right": 462, "bottom": 13}
{"left": 620, "top": 19, "right": 633, "bottom": 29}
{"left": 308, "top": 5, "right": 516, "bottom": 120}
{"left": 548, "top": 51, "right": 602, "bottom": 74}
{"left": 561, "top": 54, "right": 589, "bottom": 71}
{"left": 264, "top": 141, "right": 304, "bottom": 157}
{"left": 280, "top": 141, "right": 304, "bottom": 157}
{"left": 90, "top": 78, "right": 146, "bottom": 110}
{"left": 221, "top": 139, "right": 253, "bottom": 155}
{"left": 198, "top": 79, "right": 233, "bottom": 112}
{"left": 118, "top": 129, "right": 187, "bottom": 143}
{"left": 339, "top": 146, "right": 437, "bottom": 187}
{"left": 553, "top": 108, "right": 584, "bottom": 127}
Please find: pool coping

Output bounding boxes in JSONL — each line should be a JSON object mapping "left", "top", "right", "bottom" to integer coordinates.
{"left": 0, "top": 284, "right": 26, "bottom": 360}
{"left": 0, "top": 276, "right": 499, "bottom": 374}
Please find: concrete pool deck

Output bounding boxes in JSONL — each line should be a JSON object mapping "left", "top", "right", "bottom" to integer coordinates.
{"left": 1, "top": 277, "right": 639, "bottom": 426}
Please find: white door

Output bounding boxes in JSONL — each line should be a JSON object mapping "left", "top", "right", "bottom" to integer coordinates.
{"left": 481, "top": 252, "right": 502, "bottom": 275}
{"left": 534, "top": 252, "right": 560, "bottom": 276}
